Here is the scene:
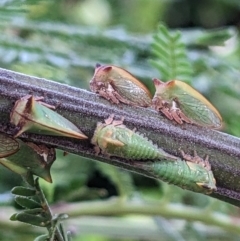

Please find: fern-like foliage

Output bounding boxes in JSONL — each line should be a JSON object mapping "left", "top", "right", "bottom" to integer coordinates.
{"left": 11, "top": 177, "right": 70, "bottom": 241}
{"left": 150, "top": 24, "right": 193, "bottom": 83}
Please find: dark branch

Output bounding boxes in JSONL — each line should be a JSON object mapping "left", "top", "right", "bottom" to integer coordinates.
{"left": 1, "top": 68, "right": 240, "bottom": 206}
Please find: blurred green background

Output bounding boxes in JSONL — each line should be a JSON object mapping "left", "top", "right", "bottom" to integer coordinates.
{"left": 0, "top": 0, "right": 240, "bottom": 240}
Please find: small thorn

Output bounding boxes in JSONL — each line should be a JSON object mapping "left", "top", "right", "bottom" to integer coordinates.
{"left": 96, "top": 63, "right": 101, "bottom": 68}
{"left": 152, "top": 78, "right": 162, "bottom": 86}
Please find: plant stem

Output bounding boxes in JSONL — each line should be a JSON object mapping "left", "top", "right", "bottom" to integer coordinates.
{"left": 35, "top": 179, "right": 64, "bottom": 241}
{"left": 1, "top": 68, "right": 240, "bottom": 206}
{"left": 51, "top": 198, "right": 240, "bottom": 235}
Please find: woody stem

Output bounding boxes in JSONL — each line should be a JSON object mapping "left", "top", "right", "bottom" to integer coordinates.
{"left": 1, "top": 68, "right": 240, "bottom": 206}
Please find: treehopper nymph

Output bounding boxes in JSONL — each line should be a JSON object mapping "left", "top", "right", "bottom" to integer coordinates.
{"left": 152, "top": 78, "right": 222, "bottom": 128}
{"left": 0, "top": 133, "right": 55, "bottom": 183}
{"left": 90, "top": 64, "right": 152, "bottom": 107}
{"left": 10, "top": 95, "right": 88, "bottom": 139}
{"left": 0, "top": 132, "right": 19, "bottom": 158}
{"left": 136, "top": 150, "right": 216, "bottom": 194}
{"left": 91, "top": 114, "right": 177, "bottom": 161}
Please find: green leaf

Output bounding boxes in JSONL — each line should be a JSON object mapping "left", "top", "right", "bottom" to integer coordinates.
{"left": 14, "top": 196, "right": 41, "bottom": 209}
{"left": 21, "top": 208, "right": 44, "bottom": 215}
{"left": 11, "top": 186, "right": 36, "bottom": 196}
{"left": 13, "top": 212, "right": 49, "bottom": 227}
{"left": 9, "top": 213, "right": 18, "bottom": 221}
{"left": 150, "top": 23, "right": 193, "bottom": 83}
{"left": 195, "top": 28, "right": 233, "bottom": 46}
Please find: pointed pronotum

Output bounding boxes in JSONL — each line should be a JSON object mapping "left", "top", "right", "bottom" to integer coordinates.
{"left": 135, "top": 151, "right": 216, "bottom": 194}
{"left": 10, "top": 95, "right": 88, "bottom": 139}
{"left": 0, "top": 134, "right": 56, "bottom": 183}
{"left": 90, "top": 64, "right": 152, "bottom": 107}
{"left": 91, "top": 114, "right": 177, "bottom": 161}
{"left": 0, "top": 132, "right": 19, "bottom": 158}
{"left": 152, "top": 78, "right": 222, "bottom": 128}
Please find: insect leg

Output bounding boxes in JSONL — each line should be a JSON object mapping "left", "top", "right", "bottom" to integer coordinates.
{"left": 104, "top": 114, "right": 115, "bottom": 125}
{"left": 98, "top": 87, "right": 120, "bottom": 104}
{"left": 191, "top": 150, "right": 211, "bottom": 170}
{"left": 104, "top": 114, "right": 125, "bottom": 126}
{"left": 170, "top": 101, "right": 191, "bottom": 124}
{"left": 180, "top": 150, "right": 192, "bottom": 161}
{"left": 178, "top": 111, "right": 192, "bottom": 124}
{"left": 170, "top": 101, "right": 183, "bottom": 124}
{"left": 37, "top": 101, "right": 56, "bottom": 109}
{"left": 203, "top": 155, "right": 211, "bottom": 171}
{"left": 160, "top": 107, "right": 174, "bottom": 120}
{"left": 106, "top": 84, "right": 121, "bottom": 104}
{"left": 22, "top": 95, "right": 56, "bottom": 109}
{"left": 181, "top": 150, "right": 211, "bottom": 170}
{"left": 152, "top": 96, "right": 163, "bottom": 112}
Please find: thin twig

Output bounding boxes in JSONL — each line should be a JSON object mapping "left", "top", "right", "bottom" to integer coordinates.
{"left": 51, "top": 197, "right": 240, "bottom": 235}
{"left": 35, "top": 179, "right": 64, "bottom": 241}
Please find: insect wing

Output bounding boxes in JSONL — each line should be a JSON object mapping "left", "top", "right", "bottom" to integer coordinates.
{"left": 0, "top": 158, "right": 27, "bottom": 176}
{"left": 91, "top": 65, "right": 152, "bottom": 107}
{"left": 152, "top": 79, "right": 222, "bottom": 128}
{"left": 10, "top": 96, "right": 88, "bottom": 139}
{"left": 0, "top": 133, "right": 19, "bottom": 158}
{"left": 175, "top": 90, "right": 222, "bottom": 128}
{"left": 2, "top": 140, "right": 55, "bottom": 183}
{"left": 110, "top": 66, "right": 152, "bottom": 107}
{"left": 31, "top": 100, "right": 88, "bottom": 139}
{"left": 111, "top": 77, "right": 152, "bottom": 107}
